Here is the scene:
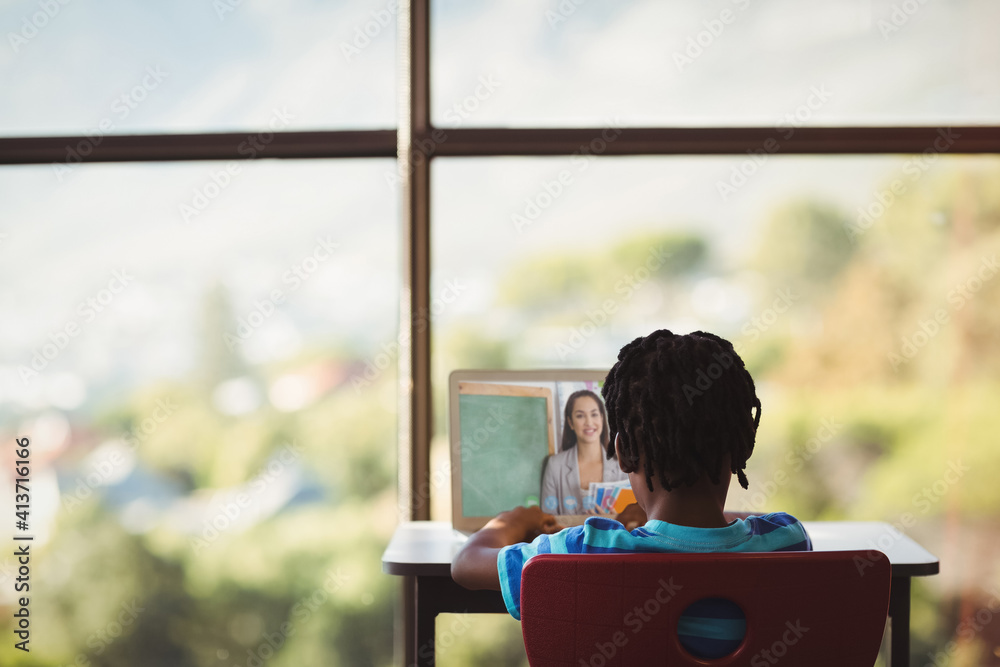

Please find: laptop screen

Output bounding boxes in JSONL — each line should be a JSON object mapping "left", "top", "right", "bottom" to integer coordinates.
{"left": 449, "top": 369, "right": 633, "bottom": 532}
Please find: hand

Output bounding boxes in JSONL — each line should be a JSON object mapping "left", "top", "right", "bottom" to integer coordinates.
{"left": 614, "top": 502, "right": 647, "bottom": 531}
{"left": 489, "top": 505, "right": 563, "bottom": 543}
{"left": 453, "top": 506, "right": 563, "bottom": 591}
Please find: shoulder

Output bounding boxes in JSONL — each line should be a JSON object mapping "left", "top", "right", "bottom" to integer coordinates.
{"left": 532, "top": 518, "right": 635, "bottom": 554}
{"left": 744, "top": 512, "right": 812, "bottom": 551}
{"left": 602, "top": 454, "right": 628, "bottom": 478}
{"left": 578, "top": 517, "right": 640, "bottom": 550}
{"left": 548, "top": 447, "right": 576, "bottom": 468}
{"left": 502, "top": 523, "right": 590, "bottom": 558}
{"left": 582, "top": 516, "right": 631, "bottom": 535}
{"left": 517, "top": 518, "right": 633, "bottom": 554}
{"left": 746, "top": 512, "right": 804, "bottom": 530}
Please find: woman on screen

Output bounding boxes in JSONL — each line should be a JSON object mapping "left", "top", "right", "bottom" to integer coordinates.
{"left": 541, "top": 390, "right": 628, "bottom": 514}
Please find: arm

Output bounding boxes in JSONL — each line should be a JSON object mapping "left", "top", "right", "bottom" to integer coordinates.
{"left": 540, "top": 455, "right": 559, "bottom": 513}
{"left": 451, "top": 506, "right": 562, "bottom": 590}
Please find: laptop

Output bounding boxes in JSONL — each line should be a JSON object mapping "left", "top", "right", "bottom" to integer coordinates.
{"left": 448, "top": 369, "right": 633, "bottom": 533}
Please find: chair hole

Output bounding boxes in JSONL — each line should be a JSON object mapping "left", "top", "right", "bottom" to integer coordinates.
{"left": 677, "top": 597, "right": 746, "bottom": 661}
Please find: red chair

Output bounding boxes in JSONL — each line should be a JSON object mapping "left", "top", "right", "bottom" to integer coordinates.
{"left": 520, "top": 550, "right": 890, "bottom": 666}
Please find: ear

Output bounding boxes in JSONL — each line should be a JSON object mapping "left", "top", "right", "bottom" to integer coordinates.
{"left": 614, "top": 433, "right": 637, "bottom": 473}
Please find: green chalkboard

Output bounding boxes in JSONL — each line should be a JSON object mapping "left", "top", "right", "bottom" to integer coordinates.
{"left": 459, "top": 387, "right": 553, "bottom": 517}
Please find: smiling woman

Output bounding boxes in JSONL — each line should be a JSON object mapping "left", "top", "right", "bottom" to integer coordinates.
{"left": 541, "top": 389, "right": 626, "bottom": 515}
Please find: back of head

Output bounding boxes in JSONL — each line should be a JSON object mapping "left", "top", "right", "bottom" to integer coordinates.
{"left": 601, "top": 330, "right": 760, "bottom": 492}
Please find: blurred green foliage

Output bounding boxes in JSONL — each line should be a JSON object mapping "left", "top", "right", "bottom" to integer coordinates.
{"left": 2, "top": 363, "right": 397, "bottom": 667}
{"left": 498, "top": 231, "right": 707, "bottom": 316}
{"left": 753, "top": 199, "right": 856, "bottom": 295}
{"left": 4, "top": 161, "right": 999, "bottom": 665}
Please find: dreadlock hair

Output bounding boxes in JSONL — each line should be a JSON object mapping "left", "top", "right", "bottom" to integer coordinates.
{"left": 560, "top": 389, "right": 611, "bottom": 452}
{"left": 601, "top": 329, "right": 761, "bottom": 493}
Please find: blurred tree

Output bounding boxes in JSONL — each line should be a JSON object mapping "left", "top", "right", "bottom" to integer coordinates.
{"left": 497, "top": 231, "right": 707, "bottom": 316}
{"left": 752, "top": 199, "right": 855, "bottom": 298}
{"left": 3, "top": 504, "right": 197, "bottom": 667}
{"left": 199, "top": 283, "right": 248, "bottom": 389}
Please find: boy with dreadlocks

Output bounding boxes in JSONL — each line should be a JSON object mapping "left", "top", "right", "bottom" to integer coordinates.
{"left": 452, "top": 329, "right": 811, "bottom": 658}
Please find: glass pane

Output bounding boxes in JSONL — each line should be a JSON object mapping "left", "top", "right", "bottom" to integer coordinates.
{"left": 433, "top": 154, "right": 1000, "bottom": 662}
{"left": 0, "top": 160, "right": 400, "bottom": 665}
{"left": 432, "top": 0, "right": 1000, "bottom": 127}
{"left": 0, "top": 0, "right": 395, "bottom": 136}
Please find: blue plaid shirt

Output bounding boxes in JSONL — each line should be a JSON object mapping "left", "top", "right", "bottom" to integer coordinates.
{"left": 498, "top": 513, "right": 812, "bottom": 659}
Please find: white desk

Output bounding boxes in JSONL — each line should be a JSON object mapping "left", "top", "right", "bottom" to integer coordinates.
{"left": 383, "top": 520, "right": 939, "bottom": 667}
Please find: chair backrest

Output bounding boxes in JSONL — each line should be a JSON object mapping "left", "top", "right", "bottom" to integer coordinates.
{"left": 520, "top": 550, "right": 890, "bottom": 666}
